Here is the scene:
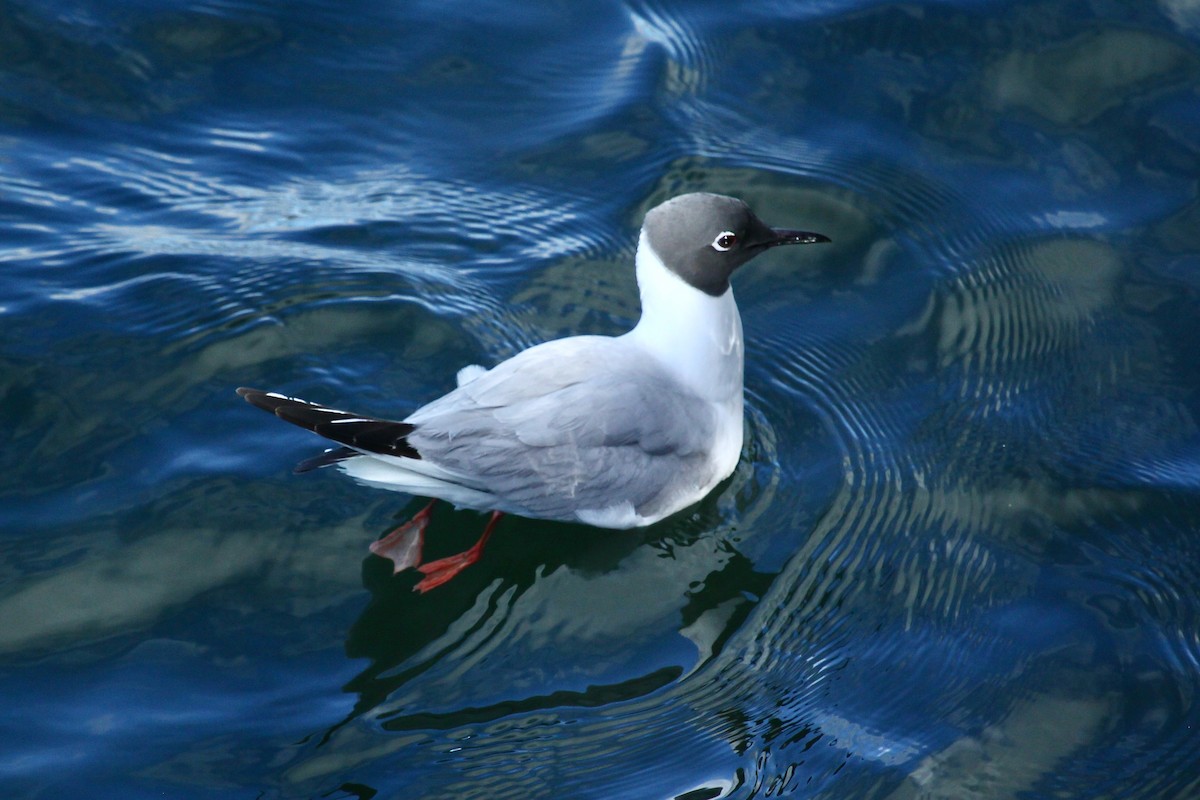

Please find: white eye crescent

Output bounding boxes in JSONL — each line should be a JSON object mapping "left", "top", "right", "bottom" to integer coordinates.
{"left": 711, "top": 231, "right": 738, "bottom": 251}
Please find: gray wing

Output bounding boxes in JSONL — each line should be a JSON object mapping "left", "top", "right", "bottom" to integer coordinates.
{"left": 405, "top": 337, "right": 720, "bottom": 521}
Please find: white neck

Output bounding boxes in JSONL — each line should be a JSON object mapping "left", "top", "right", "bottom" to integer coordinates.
{"left": 623, "top": 232, "right": 744, "bottom": 402}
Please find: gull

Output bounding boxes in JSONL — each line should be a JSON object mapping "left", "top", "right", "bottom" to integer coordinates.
{"left": 238, "top": 192, "right": 829, "bottom": 591}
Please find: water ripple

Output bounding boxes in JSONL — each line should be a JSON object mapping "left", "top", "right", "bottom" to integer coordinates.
{"left": 4, "top": 0, "right": 1200, "bottom": 796}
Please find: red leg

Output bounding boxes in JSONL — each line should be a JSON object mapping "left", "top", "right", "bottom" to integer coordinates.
{"left": 413, "top": 511, "right": 503, "bottom": 593}
{"left": 369, "top": 499, "right": 437, "bottom": 574}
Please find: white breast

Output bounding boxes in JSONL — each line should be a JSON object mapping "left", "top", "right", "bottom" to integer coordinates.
{"left": 622, "top": 233, "right": 745, "bottom": 403}
{"left": 623, "top": 234, "right": 746, "bottom": 507}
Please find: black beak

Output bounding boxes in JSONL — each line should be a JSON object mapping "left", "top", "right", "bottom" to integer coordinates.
{"left": 764, "top": 228, "right": 831, "bottom": 247}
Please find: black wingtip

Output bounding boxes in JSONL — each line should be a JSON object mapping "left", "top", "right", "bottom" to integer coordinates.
{"left": 237, "top": 387, "right": 322, "bottom": 421}
{"left": 236, "top": 387, "right": 279, "bottom": 414}
{"left": 236, "top": 387, "right": 338, "bottom": 431}
{"left": 293, "top": 446, "right": 360, "bottom": 473}
{"left": 235, "top": 386, "right": 422, "bottom": 460}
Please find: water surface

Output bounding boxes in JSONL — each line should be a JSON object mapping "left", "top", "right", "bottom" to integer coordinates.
{"left": 3, "top": 0, "right": 1200, "bottom": 798}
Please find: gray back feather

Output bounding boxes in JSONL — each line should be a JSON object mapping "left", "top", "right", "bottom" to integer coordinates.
{"left": 405, "top": 336, "right": 720, "bottom": 520}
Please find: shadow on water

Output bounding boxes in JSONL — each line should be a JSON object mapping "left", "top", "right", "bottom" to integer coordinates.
{"left": 328, "top": 410, "right": 808, "bottom": 735}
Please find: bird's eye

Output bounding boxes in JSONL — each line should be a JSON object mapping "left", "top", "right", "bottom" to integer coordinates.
{"left": 711, "top": 231, "right": 738, "bottom": 252}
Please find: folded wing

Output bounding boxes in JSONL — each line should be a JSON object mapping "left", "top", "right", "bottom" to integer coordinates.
{"left": 405, "top": 337, "right": 721, "bottom": 522}
{"left": 237, "top": 336, "right": 728, "bottom": 525}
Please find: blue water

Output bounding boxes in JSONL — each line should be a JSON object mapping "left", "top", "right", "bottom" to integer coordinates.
{"left": 4, "top": 0, "right": 1200, "bottom": 797}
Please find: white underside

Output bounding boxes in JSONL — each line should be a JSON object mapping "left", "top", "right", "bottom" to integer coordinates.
{"left": 339, "top": 456, "right": 495, "bottom": 508}
{"left": 339, "top": 454, "right": 672, "bottom": 528}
